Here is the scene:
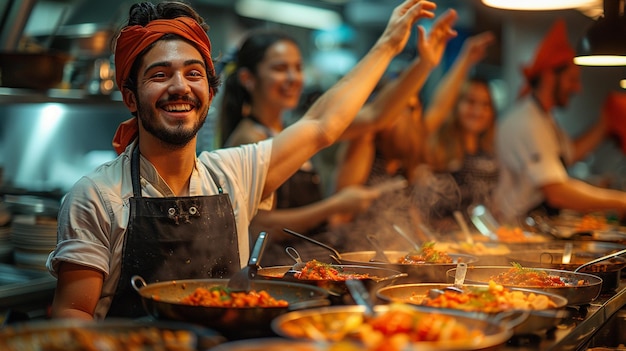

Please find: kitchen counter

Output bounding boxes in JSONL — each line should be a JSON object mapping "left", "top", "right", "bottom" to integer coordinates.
{"left": 0, "top": 264, "right": 56, "bottom": 324}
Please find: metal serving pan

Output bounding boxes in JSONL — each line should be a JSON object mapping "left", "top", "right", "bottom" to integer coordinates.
{"left": 375, "top": 283, "right": 569, "bottom": 335}
{"left": 445, "top": 265, "right": 602, "bottom": 305}
{"left": 271, "top": 304, "right": 518, "bottom": 351}
{"left": 0, "top": 318, "right": 225, "bottom": 351}
{"left": 256, "top": 264, "right": 407, "bottom": 304}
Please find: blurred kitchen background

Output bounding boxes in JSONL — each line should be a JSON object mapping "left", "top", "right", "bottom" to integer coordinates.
{"left": 1, "top": 0, "right": 625, "bottom": 200}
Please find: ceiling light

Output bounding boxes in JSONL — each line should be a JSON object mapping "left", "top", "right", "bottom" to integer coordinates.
{"left": 481, "top": 0, "right": 597, "bottom": 10}
{"left": 574, "top": 0, "right": 626, "bottom": 66}
{"left": 235, "top": 0, "right": 342, "bottom": 30}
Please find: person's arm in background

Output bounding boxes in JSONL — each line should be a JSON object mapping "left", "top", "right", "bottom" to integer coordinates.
{"left": 250, "top": 185, "right": 382, "bottom": 235}
{"left": 332, "top": 8, "right": 459, "bottom": 192}
{"left": 542, "top": 178, "right": 626, "bottom": 218}
{"left": 264, "top": 0, "right": 446, "bottom": 198}
{"left": 338, "top": 9, "right": 459, "bottom": 141}
{"left": 422, "top": 31, "right": 494, "bottom": 133}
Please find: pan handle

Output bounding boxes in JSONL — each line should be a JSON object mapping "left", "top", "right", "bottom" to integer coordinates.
{"left": 288, "top": 299, "right": 331, "bottom": 311}
{"left": 131, "top": 275, "right": 148, "bottom": 292}
{"left": 283, "top": 228, "right": 341, "bottom": 259}
{"left": 490, "top": 310, "right": 531, "bottom": 330}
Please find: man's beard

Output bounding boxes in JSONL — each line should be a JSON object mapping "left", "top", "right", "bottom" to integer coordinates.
{"left": 137, "top": 96, "right": 208, "bottom": 148}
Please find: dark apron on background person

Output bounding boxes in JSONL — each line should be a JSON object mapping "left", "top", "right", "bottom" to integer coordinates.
{"left": 107, "top": 145, "right": 240, "bottom": 318}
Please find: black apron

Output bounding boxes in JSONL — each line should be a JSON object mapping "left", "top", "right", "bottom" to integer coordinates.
{"left": 107, "top": 145, "right": 240, "bottom": 318}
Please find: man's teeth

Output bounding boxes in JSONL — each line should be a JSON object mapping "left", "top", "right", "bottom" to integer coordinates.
{"left": 164, "top": 104, "right": 192, "bottom": 112}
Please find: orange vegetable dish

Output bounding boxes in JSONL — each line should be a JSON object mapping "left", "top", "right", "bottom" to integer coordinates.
{"left": 398, "top": 241, "right": 454, "bottom": 264}
{"left": 489, "top": 263, "right": 585, "bottom": 287}
{"left": 295, "top": 260, "right": 371, "bottom": 281}
{"left": 180, "top": 287, "right": 288, "bottom": 308}
{"left": 417, "top": 281, "right": 557, "bottom": 313}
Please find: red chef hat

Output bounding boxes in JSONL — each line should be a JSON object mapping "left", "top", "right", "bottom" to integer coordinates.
{"left": 112, "top": 17, "right": 216, "bottom": 155}
{"left": 519, "top": 19, "right": 575, "bottom": 96}
{"left": 602, "top": 91, "right": 626, "bottom": 154}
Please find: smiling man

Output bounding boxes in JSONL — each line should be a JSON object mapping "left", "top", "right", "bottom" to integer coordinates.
{"left": 45, "top": 0, "right": 453, "bottom": 320}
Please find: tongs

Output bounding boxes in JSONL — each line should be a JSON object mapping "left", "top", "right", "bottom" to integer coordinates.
{"left": 286, "top": 246, "right": 306, "bottom": 271}
{"left": 227, "top": 231, "right": 268, "bottom": 292}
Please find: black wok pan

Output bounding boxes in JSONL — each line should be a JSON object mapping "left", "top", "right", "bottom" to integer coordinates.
{"left": 256, "top": 264, "right": 407, "bottom": 304}
{"left": 376, "top": 283, "right": 569, "bottom": 335}
{"left": 445, "top": 265, "right": 603, "bottom": 305}
{"left": 131, "top": 276, "right": 329, "bottom": 339}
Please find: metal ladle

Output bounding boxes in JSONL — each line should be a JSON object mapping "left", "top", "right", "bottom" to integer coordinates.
{"left": 392, "top": 224, "right": 421, "bottom": 251}
{"left": 429, "top": 262, "right": 467, "bottom": 298}
{"left": 345, "top": 279, "right": 376, "bottom": 317}
{"left": 366, "top": 234, "right": 391, "bottom": 263}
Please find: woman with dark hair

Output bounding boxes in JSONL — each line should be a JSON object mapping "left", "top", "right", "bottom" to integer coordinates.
{"left": 216, "top": 13, "right": 458, "bottom": 264}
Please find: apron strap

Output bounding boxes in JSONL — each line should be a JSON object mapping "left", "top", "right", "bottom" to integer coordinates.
{"left": 131, "top": 143, "right": 142, "bottom": 198}
{"left": 205, "top": 165, "right": 224, "bottom": 194}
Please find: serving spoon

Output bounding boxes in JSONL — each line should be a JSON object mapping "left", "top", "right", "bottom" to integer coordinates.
{"left": 366, "top": 234, "right": 391, "bottom": 263}
{"left": 392, "top": 224, "right": 421, "bottom": 252}
{"left": 429, "top": 262, "right": 467, "bottom": 298}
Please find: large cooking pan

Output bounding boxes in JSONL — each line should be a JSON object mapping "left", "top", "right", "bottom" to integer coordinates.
{"left": 506, "top": 246, "right": 626, "bottom": 292}
{"left": 256, "top": 264, "right": 407, "bottom": 304}
{"left": 0, "top": 318, "right": 225, "bottom": 351}
{"left": 131, "top": 276, "right": 329, "bottom": 339}
{"left": 283, "top": 228, "right": 478, "bottom": 283}
{"left": 376, "top": 283, "right": 569, "bottom": 335}
{"left": 271, "top": 304, "right": 518, "bottom": 350}
{"left": 446, "top": 265, "right": 602, "bottom": 305}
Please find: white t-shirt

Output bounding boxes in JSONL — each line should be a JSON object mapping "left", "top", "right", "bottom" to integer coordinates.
{"left": 46, "top": 139, "right": 273, "bottom": 319}
{"left": 493, "top": 97, "right": 573, "bottom": 222}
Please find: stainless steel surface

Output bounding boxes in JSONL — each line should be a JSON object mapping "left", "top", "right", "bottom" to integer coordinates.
{"left": 0, "top": 263, "right": 56, "bottom": 308}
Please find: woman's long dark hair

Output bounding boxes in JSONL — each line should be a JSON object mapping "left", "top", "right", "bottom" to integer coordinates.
{"left": 217, "top": 29, "right": 298, "bottom": 146}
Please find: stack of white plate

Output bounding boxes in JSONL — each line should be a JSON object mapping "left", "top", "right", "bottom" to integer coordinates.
{"left": 10, "top": 215, "right": 57, "bottom": 270}
{"left": 0, "top": 225, "right": 12, "bottom": 262}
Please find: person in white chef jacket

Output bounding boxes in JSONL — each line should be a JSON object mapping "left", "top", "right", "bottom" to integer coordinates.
{"left": 493, "top": 19, "right": 626, "bottom": 227}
